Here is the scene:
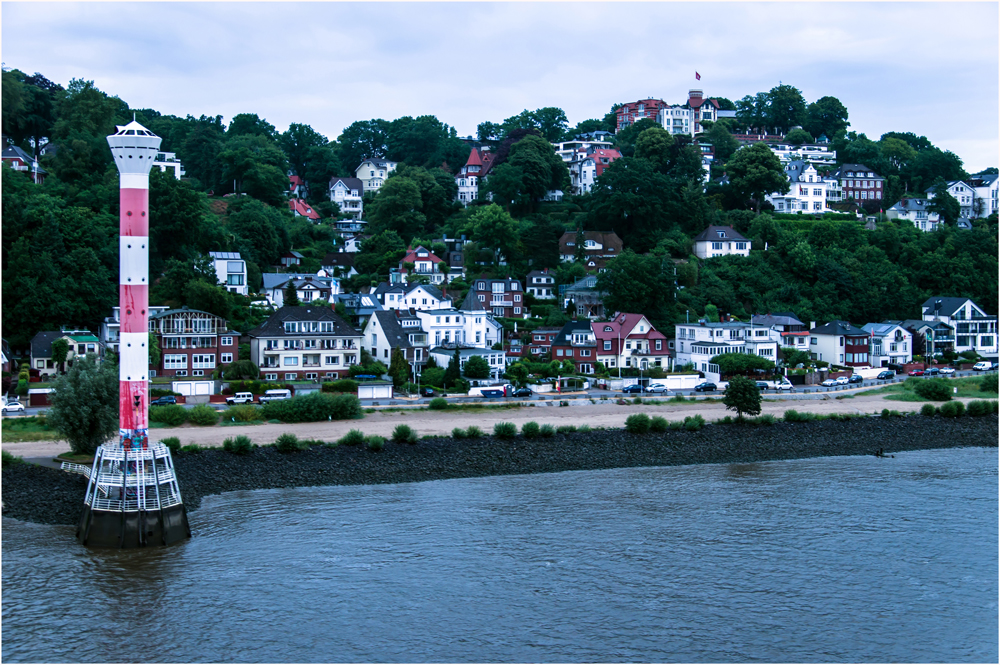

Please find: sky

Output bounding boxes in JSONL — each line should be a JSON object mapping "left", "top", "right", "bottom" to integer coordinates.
{"left": 2, "top": 2, "right": 998, "bottom": 172}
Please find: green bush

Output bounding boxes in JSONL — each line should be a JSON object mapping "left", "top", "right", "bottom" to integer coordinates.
{"left": 539, "top": 424, "right": 556, "bottom": 437}
{"left": 913, "top": 378, "right": 952, "bottom": 401}
{"left": 965, "top": 400, "right": 992, "bottom": 417}
{"left": 625, "top": 413, "right": 651, "bottom": 434}
{"left": 223, "top": 404, "right": 264, "bottom": 422}
{"left": 2, "top": 450, "right": 24, "bottom": 466}
{"left": 180, "top": 444, "right": 203, "bottom": 453}
{"left": 668, "top": 420, "right": 684, "bottom": 431}
{"left": 322, "top": 379, "right": 359, "bottom": 393}
{"left": 392, "top": 424, "right": 418, "bottom": 444}
{"left": 980, "top": 374, "right": 999, "bottom": 393}
{"left": 578, "top": 424, "right": 591, "bottom": 433}
{"left": 754, "top": 414, "right": 777, "bottom": 426}
{"left": 187, "top": 404, "right": 220, "bottom": 426}
{"left": 650, "top": 416, "right": 668, "bottom": 432}
{"left": 452, "top": 427, "right": 467, "bottom": 439}
{"left": 338, "top": 429, "right": 366, "bottom": 446}
{"left": 521, "top": 421, "right": 540, "bottom": 438}
{"left": 493, "top": 422, "right": 517, "bottom": 438}
{"left": 466, "top": 425, "right": 484, "bottom": 438}
{"left": 262, "top": 393, "right": 362, "bottom": 422}
{"left": 428, "top": 397, "right": 449, "bottom": 410}
{"left": 150, "top": 404, "right": 187, "bottom": 426}
{"left": 938, "top": 401, "right": 965, "bottom": 418}
{"left": 223, "top": 434, "right": 253, "bottom": 454}
{"left": 881, "top": 408, "right": 891, "bottom": 418}
{"left": 783, "top": 409, "right": 816, "bottom": 423}
{"left": 366, "top": 435, "right": 385, "bottom": 451}
{"left": 275, "top": 433, "right": 308, "bottom": 452}
{"left": 160, "top": 436, "right": 181, "bottom": 453}
{"left": 920, "top": 403, "right": 937, "bottom": 417}
{"left": 684, "top": 414, "right": 706, "bottom": 432}
{"left": 632, "top": 397, "right": 642, "bottom": 405}
{"left": 556, "top": 425, "right": 577, "bottom": 434}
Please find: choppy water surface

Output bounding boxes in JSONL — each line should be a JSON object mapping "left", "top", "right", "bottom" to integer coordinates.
{"left": 3, "top": 447, "right": 997, "bottom": 663}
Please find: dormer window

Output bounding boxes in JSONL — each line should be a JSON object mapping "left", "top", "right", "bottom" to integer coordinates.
{"left": 718, "top": 231, "right": 727, "bottom": 238}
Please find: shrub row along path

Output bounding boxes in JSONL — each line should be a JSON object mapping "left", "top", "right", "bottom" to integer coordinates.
{"left": 2, "top": 392, "right": 992, "bottom": 458}
{"left": 3, "top": 415, "right": 997, "bottom": 527}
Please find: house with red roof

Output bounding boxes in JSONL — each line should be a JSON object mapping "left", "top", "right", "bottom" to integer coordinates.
{"left": 288, "top": 198, "right": 321, "bottom": 221}
{"left": 593, "top": 312, "right": 671, "bottom": 372}
{"left": 568, "top": 146, "right": 622, "bottom": 194}
{"left": 615, "top": 99, "right": 670, "bottom": 132}
{"left": 397, "top": 246, "right": 456, "bottom": 285}
{"left": 686, "top": 89, "right": 720, "bottom": 134}
{"left": 456, "top": 147, "right": 494, "bottom": 205}
{"left": 2, "top": 145, "right": 47, "bottom": 184}
{"left": 287, "top": 175, "right": 307, "bottom": 199}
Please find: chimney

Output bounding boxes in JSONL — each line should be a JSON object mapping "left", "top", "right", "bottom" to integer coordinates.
{"left": 810, "top": 321, "right": 816, "bottom": 330}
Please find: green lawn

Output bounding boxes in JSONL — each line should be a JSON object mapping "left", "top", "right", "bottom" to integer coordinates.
{"left": 857, "top": 376, "right": 993, "bottom": 402}
{"left": 1, "top": 416, "right": 60, "bottom": 442}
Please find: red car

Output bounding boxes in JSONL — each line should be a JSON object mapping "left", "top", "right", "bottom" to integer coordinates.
{"left": 908, "top": 369, "right": 925, "bottom": 376}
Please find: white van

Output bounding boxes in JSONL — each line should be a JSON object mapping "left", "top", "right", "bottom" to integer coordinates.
{"left": 972, "top": 361, "right": 993, "bottom": 371}
{"left": 258, "top": 389, "right": 292, "bottom": 404}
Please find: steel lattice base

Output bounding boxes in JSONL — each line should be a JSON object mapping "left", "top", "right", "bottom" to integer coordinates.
{"left": 72, "top": 442, "right": 191, "bottom": 548}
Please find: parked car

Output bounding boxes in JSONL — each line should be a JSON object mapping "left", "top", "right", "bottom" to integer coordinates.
{"left": 419, "top": 387, "right": 435, "bottom": 397}
{"left": 924, "top": 367, "right": 940, "bottom": 376}
{"left": 225, "top": 392, "right": 254, "bottom": 405}
{"left": 644, "top": 383, "right": 669, "bottom": 393}
{"left": 512, "top": 387, "right": 534, "bottom": 398}
{"left": 972, "top": 361, "right": 993, "bottom": 371}
{"left": 877, "top": 370, "right": 895, "bottom": 380}
{"left": 848, "top": 374, "right": 864, "bottom": 384}
{"left": 755, "top": 381, "right": 769, "bottom": 390}
{"left": 908, "top": 369, "right": 925, "bottom": 376}
{"left": 939, "top": 367, "right": 956, "bottom": 375}
{"left": 622, "top": 384, "right": 644, "bottom": 394}
{"left": 2, "top": 401, "right": 26, "bottom": 415}
{"left": 151, "top": 395, "right": 177, "bottom": 406}
{"left": 835, "top": 376, "right": 850, "bottom": 385}
{"left": 821, "top": 379, "right": 838, "bottom": 387}
{"left": 693, "top": 382, "right": 717, "bottom": 392}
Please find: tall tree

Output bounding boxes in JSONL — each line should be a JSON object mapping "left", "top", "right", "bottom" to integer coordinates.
{"left": 337, "top": 119, "right": 391, "bottom": 172}
{"left": 469, "top": 204, "right": 521, "bottom": 265}
{"left": 725, "top": 142, "right": 788, "bottom": 212}
{"left": 227, "top": 113, "right": 277, "bottom": 139}
{"left": 48, "top": 353, "right": 119, "bottom": 455}
{"left": 217, "top": 134, "right": 288, "bottom": 205}
{"left": 366, "top": 176, "right": 426, "bottom": 242}
{"left": 596, "top": 249, "right": 677, "bottom": 330}
{"left": 279, "top": 123, "right": 328, "bottom": 178}
{"left": 765, "top": 84, "right": 807, "bottom": 134}
{"left": 804, "top": 96, "right": 849, "bottom": 140}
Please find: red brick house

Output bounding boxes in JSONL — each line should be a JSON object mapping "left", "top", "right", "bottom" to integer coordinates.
{"left": 148, "top": 307, "right": 239, "bottom": 378}
{"left": 550, "top": 321, "right": 598, "bottom": 374}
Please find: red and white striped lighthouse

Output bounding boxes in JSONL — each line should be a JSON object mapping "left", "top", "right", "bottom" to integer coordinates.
{"left": 109, "top": 119, "right": 158, "bottom": 446}
{"left": 69, "top": 120, "right": 190, "bottom": 548}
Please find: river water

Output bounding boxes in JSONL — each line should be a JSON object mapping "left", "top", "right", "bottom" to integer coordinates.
{"left": 3, "top": 447, "right": 996, "bottom": 663}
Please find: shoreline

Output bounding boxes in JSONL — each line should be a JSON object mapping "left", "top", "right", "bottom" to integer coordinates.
{"left": 3, "top": 415, "right": 996, "bottom": 527}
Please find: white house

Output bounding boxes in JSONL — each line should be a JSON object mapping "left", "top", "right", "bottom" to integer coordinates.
{"left": 673, "top": 321, "right": 777, "bottom": 380}
{"left": 247, "top": 306, "right": 362, "bottom": 382}
{"left": 456, "top": 148, "right": 494, "bottom": 205}
{"left": 567, "top": 147, "right": 622, "bottom": 195}
{"left": 553, "top": 137, "right": 614, "bottom": 162}
{"left": 152, "top": 151, "right": 184, "bottom": 179}
{"left": 355, "top": 158, "right": 397, "bottom": 193}
{"left": 808, "top": 321, "right": 871, "bottom": 367}
{"left": 886, "top": 197, "right": 942, "bottom": 232}
{"left": 329, "top": 177, "right": 364, "bottom": 219}
{"left": 657, "top": 105, "right": 694, "bottom": 136}
{"left": 966, "top": 173, "right": 999, "bottom": 218}
{"left": 262, "top": 272, "right": 341, "bottom": 307}
{"left": 925, "top": 180, "right": 977, "bottom": 219}
{"left": 766, "top": 160, "right": 831, "bottom": 214}
{"left": 750, "top": 313, "right": 811, "bottom": 356}
{"left": 525, "top": 269, "right": 557, "bottom": 300}
{"left": 208, "top": 251, "right": 248, "bottom": 296}
{"left": 768, "top": 142, "right": 837, "bottom": 166}
{"left": 373, "top": 283, "right": 452, "bottom": 312}
{"left": 861, "top": 322, "right": 913, "bottom": 367}
{"left": 921, "top": 297, "right": 998, "bottom": 358}
{"left": 692, "top": 226, "right": 750, "bottom": 259}
{"left": 363, "top": 309, "right": 428, "bottom": 367}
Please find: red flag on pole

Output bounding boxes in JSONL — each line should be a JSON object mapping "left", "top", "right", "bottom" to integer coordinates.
{"left": 695, "top": 71, "right": 701, "bottom": 80}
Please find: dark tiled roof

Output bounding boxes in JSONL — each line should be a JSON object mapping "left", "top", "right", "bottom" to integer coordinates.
{"left": 552, "top": 321, "right": 596, "bottom": 347}
{"left": 558, "top": 231, "right": 623, "bottom": 256}
{"left": 372, "top": 311, "right": 415, "bottom": 349}
{"left": 921, "top": 297, "right": 980, "bottom": 318}
{"left": 330, "top": 176, "right": 364, "bottom": 191}
{"left": 247, "top": 306, "right": 358, "bottom": 338}
{"left": 30, "top": 331, "right": 64, "bottom": 358}
{"left": 692, "top": 225, "right": 748, "bottom": 243}
{"left": 811, "top": 321, "right": 869, "bottom": 336}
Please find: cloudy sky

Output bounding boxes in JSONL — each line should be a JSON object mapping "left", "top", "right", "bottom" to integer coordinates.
{"left": 3, "top": 2, "right": 997, "bottom": 171}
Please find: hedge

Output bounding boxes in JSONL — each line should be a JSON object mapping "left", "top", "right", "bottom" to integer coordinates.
{"left": 260, "top": 393, "right": 362, "bottom": 422}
